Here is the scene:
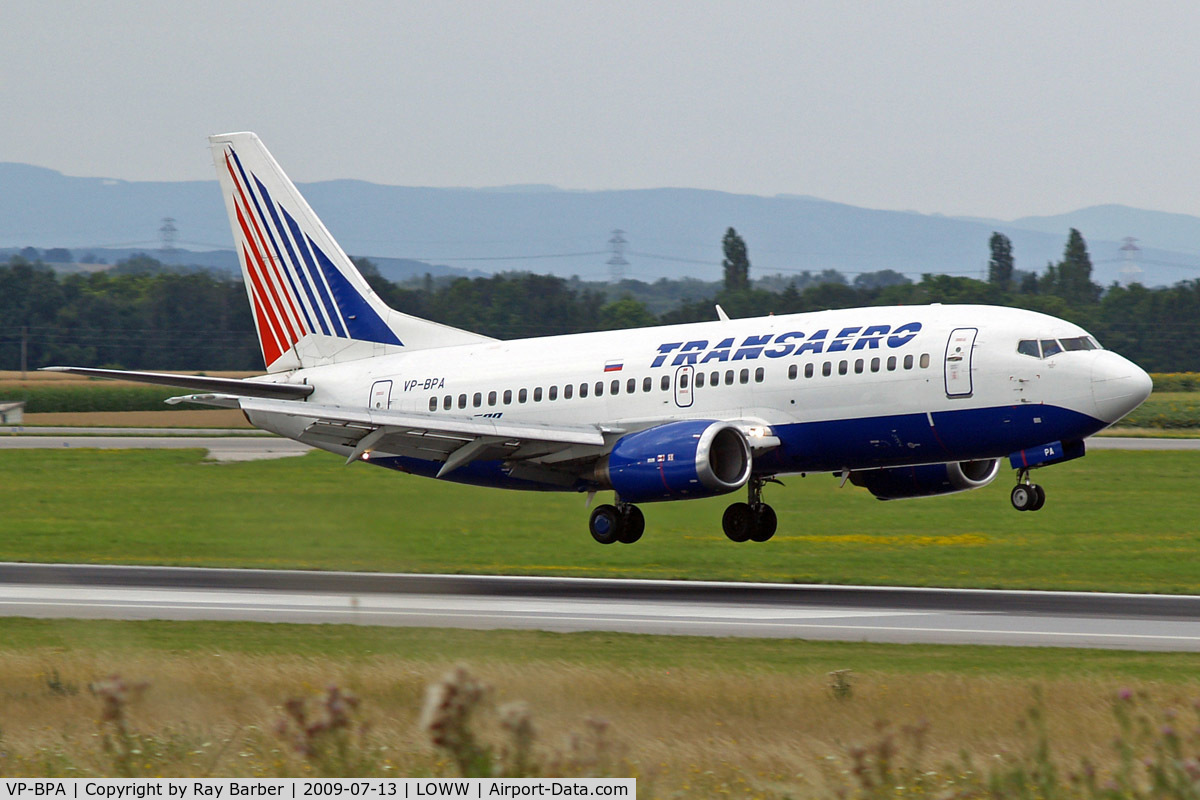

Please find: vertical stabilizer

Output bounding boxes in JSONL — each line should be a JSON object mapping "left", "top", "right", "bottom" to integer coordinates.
{"left": 209, "top": 132, "right": 492, "bottom": 372}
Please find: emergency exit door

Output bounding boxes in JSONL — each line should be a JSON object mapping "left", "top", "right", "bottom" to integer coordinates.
{"left": 944, "top": 328, "right": 977, "bottom": 398}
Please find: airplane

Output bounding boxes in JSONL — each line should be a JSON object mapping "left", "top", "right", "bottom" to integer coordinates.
{"left": 46, "top": 132, "right": 1154, "bottom": 545}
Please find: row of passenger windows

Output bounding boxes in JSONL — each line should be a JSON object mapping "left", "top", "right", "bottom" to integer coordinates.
{"left": 1017, "top": 336, "right": 1099, "bottom": 359}
{"left": 427, "top": 354, "right": 932, "bottom": 412}
{"left": 787, "top": 352, "right": 930, "bottom": 379}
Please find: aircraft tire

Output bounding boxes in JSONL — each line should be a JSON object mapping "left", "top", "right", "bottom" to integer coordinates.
{"left": 589, "top": 504, "right": 621, "bottom": 544}
{"left": 1011, "top": 484, "right": 1035, "bottom": 511}
{"left": 617, "top": 505, "right": 645, "bottom": 543}
{"left": 749, "top": 503, "right": 777, "bottom": 542}
{"left": 722, "top": 502, "right": 754, "bottom": 542}
{"left": 1029, "top": 484, "right": 1046, "bottom": 511}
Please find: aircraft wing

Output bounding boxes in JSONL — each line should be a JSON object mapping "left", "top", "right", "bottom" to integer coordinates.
{"left": 233, "top": 396, "right": 609, "bottom": 481}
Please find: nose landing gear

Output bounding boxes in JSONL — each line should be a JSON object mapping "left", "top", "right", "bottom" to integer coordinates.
{"left": 1010, "top": 469, "right": 1046, "bottom": 512}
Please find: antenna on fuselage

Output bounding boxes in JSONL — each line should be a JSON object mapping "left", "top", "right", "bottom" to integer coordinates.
{"left": 715, "top": 304, "right": 730, "bottom": 322}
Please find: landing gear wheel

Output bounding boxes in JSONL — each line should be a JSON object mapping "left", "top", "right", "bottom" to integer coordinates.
{"left": 722, "top": 502, "right": 754, "bottom": 542}
{"left": 1011, "top": 484, "right": 1036, "bottom": 512}
{"left": 589, "top": 504, "right": 621, "bottom": 544}
{"left": 1029, "top": 484, "right": 1046, "bottom": 511}
{"left": 617, "top": 504, "right": 645, "bottom": 543}
{"left": 749, "top": 503, "right": 777, "bottom": 542}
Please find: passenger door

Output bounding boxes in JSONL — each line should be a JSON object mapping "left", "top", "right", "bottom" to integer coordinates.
{"left": 369, "top": 380, "right": 393, "bottom": 410}
{"left": 944, "top": 328, "right": 977, "bottom": 398}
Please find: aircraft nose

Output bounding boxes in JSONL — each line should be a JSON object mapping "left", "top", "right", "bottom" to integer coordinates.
{"left": 1091, "top": 351, "right": 1153, "bottom": 424}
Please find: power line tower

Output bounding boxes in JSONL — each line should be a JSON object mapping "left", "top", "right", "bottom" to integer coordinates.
{"left": 607, "top": 229, "right": 628, "bottom": 285}
{"left": 1118, "top": 237, "right": 1142, "bottom": 285}
{"left": 159, "top": 217, "right": 178, "bottom": 263}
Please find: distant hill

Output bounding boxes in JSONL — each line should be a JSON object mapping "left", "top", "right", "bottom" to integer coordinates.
{"left": 3, "top": 162, "right": 1198, "bottom": 287}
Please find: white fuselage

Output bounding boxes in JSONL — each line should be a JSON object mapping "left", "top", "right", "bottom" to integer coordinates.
{"left": 248, "top": 303, "right": 1150, "bottom": 491}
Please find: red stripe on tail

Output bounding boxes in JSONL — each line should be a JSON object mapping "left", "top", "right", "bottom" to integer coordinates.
{"left": 223, "top": 152, "right": 307, "bottom": 340}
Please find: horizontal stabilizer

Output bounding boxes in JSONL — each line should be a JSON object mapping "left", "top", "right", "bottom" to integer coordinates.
{"left": 40, "top": 367, "right": 313, "bottom": 401}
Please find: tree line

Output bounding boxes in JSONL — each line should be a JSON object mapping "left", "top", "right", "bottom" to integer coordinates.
{"left": 0, "top": 229, "right": 1195, "bottom": 372}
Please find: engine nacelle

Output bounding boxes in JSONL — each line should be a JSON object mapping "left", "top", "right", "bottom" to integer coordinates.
{"left": 849, "top": 459, "right": 1000, "bottom": 500}
{"left": 597, "top": 419, "right": 752, "bottom": 503}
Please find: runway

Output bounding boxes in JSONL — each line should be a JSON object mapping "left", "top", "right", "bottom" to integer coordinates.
{"left": 2, "top": 563, "right": 1198, "bottom": 651}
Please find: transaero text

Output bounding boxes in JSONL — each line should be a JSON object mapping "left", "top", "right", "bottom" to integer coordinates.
{"left": 650, "top": 322, "right": 923, "bottom": 367}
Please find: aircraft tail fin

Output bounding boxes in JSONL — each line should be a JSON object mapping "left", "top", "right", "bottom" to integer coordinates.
{"left": 209, "top": 132, "right": 492, "bottom": 372}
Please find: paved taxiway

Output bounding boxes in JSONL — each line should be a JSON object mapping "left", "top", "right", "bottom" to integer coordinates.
{"left": 0, "top": 434, "right": 310, "bottom": 461}
{"left": 2, "top": 563, "right": 1198, "bottom": 651}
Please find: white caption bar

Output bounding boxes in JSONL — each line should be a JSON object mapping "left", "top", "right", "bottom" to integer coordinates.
{"left": 0, "top": 780, "right": 635, "bottom": 800}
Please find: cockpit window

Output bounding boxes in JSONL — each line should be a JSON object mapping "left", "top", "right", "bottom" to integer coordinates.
{"left": 1060, "top": 336, "right": 1097, "bottom": 351}
{"left": 1019, "top": 335, "right": 1102, "bottom": 359}
{"left": 1017, "top": 339, "right": 1040, "bottom": 358}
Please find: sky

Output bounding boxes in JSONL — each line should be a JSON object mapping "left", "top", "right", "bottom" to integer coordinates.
{"left": 3, "top": 1, "right": 1199, "bottom": 220}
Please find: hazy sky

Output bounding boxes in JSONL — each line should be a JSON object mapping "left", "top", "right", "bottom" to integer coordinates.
{"left": 4, "top": 1, "right": 1199, "bottom": 219}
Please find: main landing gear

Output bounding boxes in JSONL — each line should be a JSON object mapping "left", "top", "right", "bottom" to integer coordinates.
{"left": 722, "top": 476, "right": 780, "bottom": 542}
{"left": 589, "top": 502, "right": 645, "bottom": 544}
{"left": 1010, "top": 469, "right": 1046, "bottom": 512}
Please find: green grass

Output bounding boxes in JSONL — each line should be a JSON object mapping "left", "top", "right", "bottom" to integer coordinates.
{"left": 3, "top": 383, "right": 179, "bottom": 412}
{"left": 2, "top": 616, "right": 1200, "bottom": 682}
{"left": 1, "top": 448, "right": 1198, "bottom": 593}
{"left": 1120, "top": 390, "right": 1200, "bottom": 429}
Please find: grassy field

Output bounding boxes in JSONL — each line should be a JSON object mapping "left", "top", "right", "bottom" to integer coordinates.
{"left": 2, "top": 617, "right": 1200, "bottom": 794}
{"left": 0, "top": 447, "right": 1198, "bottom": 593}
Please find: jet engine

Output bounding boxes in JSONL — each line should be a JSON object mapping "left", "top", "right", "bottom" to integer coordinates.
{"left": 596, "top": 419, "right": 752, "bottom": 503}
{"left": 849, "top": 459, "right": 1000, "bottom": 500}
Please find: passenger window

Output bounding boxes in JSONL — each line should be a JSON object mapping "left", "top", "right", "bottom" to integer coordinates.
{"left": 534, "top": 387, "right": 542, "bottom": 402}
{"left": 919, "top": 353, "right": 930, "bottom": 369}
{"left": 870, "top": 357, "right": 880, "bottom": 373}
{"left": 696, "top": 371, "right": 706, "bottom": 387}
{"left": 504, "top": 389, "right": 512, "bottom": 404}
{"left": 473, "top": 393, "right": 481, "bottom": 408}
{"left": 564, "top": 384, "right": 574, "bottom": 399}
{"left": 854, "top": 359, "right": 864, "bottom": 374}
{"left": 458, "top": 394, "right": 467, "bottom": 409}
{"left": 580, "top": 383, "right": 588, "bottom": 398}
{"left": 610, "top": 380, "right": 619, "bottom": 395}
{"left": 519, "top": 388, "right": 528, "bottom": 403}
{"left": 805, "top": 363, "right": 814, "bottom": 378}
{"left": 904, "top": 354, "right": 914, "bottom": 369}
{"left": 788, "top": 364, "right": 798, "bottom": 380}
{"left": 725, "top": 370, "right": 734, "bottom": 385}
{"left": 643, "top": 377, "right": 652, "bottom": 392}
{"left": 838, "top": 360, "right": 848, "bottom": 376}
{"left": 626, "top": 378, "right": 636, "bottom": 394}
{"left": 680, "top": 373, "right": 690, "bottom": 389}
{"left": 661, "top": 375, "right": 671, "bottom": 390}
{"left": 443, "top": 395, "right": 452, "bottom": 410}
{"left": 1041, "top": 339, "right": 1062, "bottom": 357}
{"left": 711, "top": 371, "right": 719, "bottom": 387}
{"left": 549, "top": 385, "right": 558, "bottom": 401}
{"left": 755, "top": 367, "right": 764, "bottom": 383}
{"left": 822, "top": 361, "right": 831, "bottom": 377}
{"left": 488, "top": 391, "right": 497, "bottom": 406}
{"left": 429, "top": 397, "right": 437, "bottom": 411}
{"left": 595, "top": 381, "right": 604, "bottom": 397}
{"left": 739, "top": 369, "right": 749, "bottom": 384}
{"left": 887, "top": 356, "right": 896, "bottom": 371}
{"left": 1017, "top": 340, "right": 1041, "bottom": 358}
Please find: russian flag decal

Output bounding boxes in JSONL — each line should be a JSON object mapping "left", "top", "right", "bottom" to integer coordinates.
{"left": 604, "top": 359, "right": 624, "bottom": 372}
